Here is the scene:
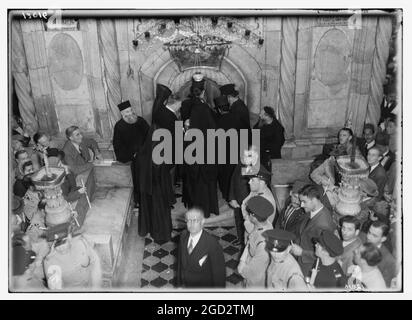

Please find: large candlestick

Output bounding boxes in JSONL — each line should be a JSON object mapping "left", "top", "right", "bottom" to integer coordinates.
{"left": 43, "top": 149, "right": 51, "bottom": 177}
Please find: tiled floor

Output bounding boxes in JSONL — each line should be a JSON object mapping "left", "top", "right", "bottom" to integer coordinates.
{"left": 140, "top": 226, "right": 244, "bottom": 289}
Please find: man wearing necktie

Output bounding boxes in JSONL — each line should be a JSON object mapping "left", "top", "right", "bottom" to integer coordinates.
{"left": 290, "top": 184, "right": 336, "bottom": 277}
{"left": 274, "top": 180, "right": 307, "bottom": 237}
{"left": 176, "top": 208, "right": 226, "bottom": 288}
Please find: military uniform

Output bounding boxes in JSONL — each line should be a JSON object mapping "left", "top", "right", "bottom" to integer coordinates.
{"left": 266, "top": 254, "right": 307, "bottom": 291}
{"left": 263, "top": 229, "right": 307, "bottom": 291}
{"left": 238, "top": 221, "right": 273, "bottom": 287}
{"left": 312, "top": 229, "right": 346, "bottom": 288}
{"left": 238, "top": 196, "right": 274, "bottom": 287}
{"left": 313, "top": 261, "right": 346, "bottom": 288}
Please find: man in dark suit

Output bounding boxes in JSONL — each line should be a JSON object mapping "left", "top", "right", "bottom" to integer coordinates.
{"left": 375, "top": 134, "right": 396, "bottom": 171}
{"left": 358, "top": 123, "right": 376, "bottom": 159}
{"left": 177, "top": 208, "right": 226, "bottom": 288}
{"left": 367, "top": 146, "right": 388, "bottom": 199}
{"left": 274, "top": 180, "right": 306, "bottom": 237}
{"left": 62, "top": 126, "right": 101, "bottom": 176}
{"left": 290, "top": 184, "right": 336, "bottom": 277}
{"left": 219, "top": 83, "right": 250, "bottom": 131}
{"left": 366, "top": 221, "right": 398, "bottom": 288}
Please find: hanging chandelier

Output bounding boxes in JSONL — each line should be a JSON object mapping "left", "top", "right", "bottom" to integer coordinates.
{"left": 131, "top": 16, "right": 264, "bottom": 52}
{"left": 164, "top": 34, "right": 231, "bottom": 71}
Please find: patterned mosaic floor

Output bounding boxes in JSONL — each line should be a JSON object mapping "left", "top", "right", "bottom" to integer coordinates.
{"left": 140, "top": 226, "right": 244, "bottom": 289}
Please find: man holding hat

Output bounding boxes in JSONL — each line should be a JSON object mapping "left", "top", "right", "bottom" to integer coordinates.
{"left": 219, "top": 83, "right": 250, "bottom": 131}
{"left": 113, "top": 100, "right": 150, "bottom": 207}
{"left": 263, "top": 229, "right": 307, "bottom": 290}
{"left": 312, "top": 229, "right": 346, "bottom": 288}
{"left": 237, "top": 195, "right": 274, "bottom": 287}
{"left": 241, "top": 165, "right": 277, "bottom": 237}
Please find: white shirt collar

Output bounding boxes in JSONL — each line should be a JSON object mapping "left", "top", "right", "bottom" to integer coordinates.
{"left": 188, "top": 230, "right": 203, "bottom": 249}
{"left": 71, "top": 141, "right": 81, "bottom": 153}
{"left": 165, "top": 104, "right": 176, "bottom": 114}
{"left": 310, "top": 206, "right": 324, "bottom": 219}
{"left": 366, "top": 140, "right": 375, "bottom": 149}
{"left": 342, "top": 238, "right": 357, "bottom": 247}
{"left": 370, "top": 163, "right": 379, "bottom": 172}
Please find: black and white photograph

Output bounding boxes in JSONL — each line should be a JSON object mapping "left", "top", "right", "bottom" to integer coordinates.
{"left": 3, "top": 2, "right": 407, "bottom": 299}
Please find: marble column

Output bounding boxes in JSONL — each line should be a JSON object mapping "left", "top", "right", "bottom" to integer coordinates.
{"left": 97, "top": 19, "right": 122, "bottom": 128}
{"left": 20, "top": 20, "right": 59, "bottom": 135}
{"left": 11, "top": 20, "right": 38, "bottom": 135}
{"left": 346, "top": 17, "right": 378, "bottom": 136}
{"left": 278, "top": 17, "right": 298, "bottom": 140}
{"left": 366, "top": 17, "right": 392, "bottom": 125}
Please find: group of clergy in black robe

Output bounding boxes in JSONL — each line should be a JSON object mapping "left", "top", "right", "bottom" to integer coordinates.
{"left": 112, "top": 73, "right": 285, "bottom": 243}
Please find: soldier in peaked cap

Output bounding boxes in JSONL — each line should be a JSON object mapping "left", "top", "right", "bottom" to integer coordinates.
{"left": 219, "top": 83, "right": 250, "bottom": 132}
{"left": 113, "top": 100, "right": 150, "bottom": 207}
{"left": 312, "top": 229, "right": 346, "bottom": 289}
{"left": 238, "top": 196, "right": 274, "bottom": 287}
{"left": 241, "top": 165, "right": 277, "bottom": 236}
{"left": 263, "top": 229, "right": 307, "bottom": 291}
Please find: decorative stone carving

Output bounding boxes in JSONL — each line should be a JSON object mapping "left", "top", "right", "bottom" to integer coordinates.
{"left": 11, "top": 20, "right": 38, "bottom": 135}
{"left": 97, "top": 20, "right": 122, "bottom": 127}
{"left": 366, "top": 17, "right": 392, "bottom": 125}
{"left": 278, "top": 17, "right": 298, "bottom": 140}
{"left": 313, "top": 29, "right": 350, "bottom": 90}
{"left": 48, "top": 33, "right": 84, "bottom": 91}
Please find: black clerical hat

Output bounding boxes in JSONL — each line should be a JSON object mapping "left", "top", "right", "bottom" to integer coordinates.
{"left": 219, "top": 83, "right": 239, "bottom": 96}
{"left": 156, "top": 84, "right": 172, "bottom": 104}
{"left": 118, "top": 100, "right": 131, "bottom": 112}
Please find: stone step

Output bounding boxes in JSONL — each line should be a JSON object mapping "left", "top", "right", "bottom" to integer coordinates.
{"left": 80, "top": 186, "right": 133, "bottom": 287}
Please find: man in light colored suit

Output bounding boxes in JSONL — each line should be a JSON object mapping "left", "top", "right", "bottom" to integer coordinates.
{"left": 62, "top": 126, "right": 101, "bottom": 176}
{"left": 176, "top": 208, "right": 226, "bottom": 288}
{"left": 290, "top": 184, "right": 336, "bottom": 277}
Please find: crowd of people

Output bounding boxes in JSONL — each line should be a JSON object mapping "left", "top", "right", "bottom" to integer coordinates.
{"left": 10, "top": 71, "right": 400, "bottom": 291}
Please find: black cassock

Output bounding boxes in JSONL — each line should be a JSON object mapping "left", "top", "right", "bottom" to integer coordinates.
{"left": 182, "top": 97, "right": 219, "bottom": 217}
{"left": 136, "top": 125, "right": 175, "bottom": 242}
{"left": 113, "top": 117, "right": 149, "bottom": 204}
{"left": 215, "top": 111, "right": 243, "bottom": 201}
